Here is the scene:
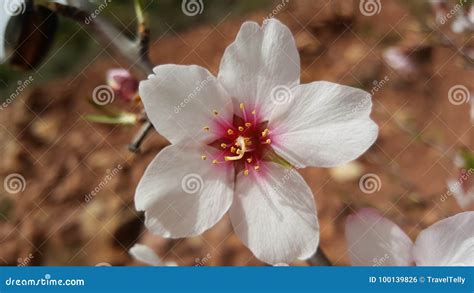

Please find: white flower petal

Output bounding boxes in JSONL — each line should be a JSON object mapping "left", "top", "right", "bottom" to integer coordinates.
{"left": 49, "top": 0, "right": 89, "bottom": 9}
{"left": 129, "top": 244, "right": 165, "bottom": 266}
{"left": 139, "top": 64, "right": 232, "bottom": 144}
{"left": 413, "top": 211, "right": 474, "bottom": 266}
{"left": 218, "top": 19, "right": 300, "bottom": 120}
{"left": 229, "top": 163, "right": 318, "bottom": 265}
{"left": 345, "top": 208, "right": 414, "bottom": 266}
{"left": 0, "top": 6, "right": 14, "bottom": 62}
{"left": 270, "top": 81, "right": 378, "bottom": 168}
{"left": 135, "top": 143, "right": 234, "bottom": 238}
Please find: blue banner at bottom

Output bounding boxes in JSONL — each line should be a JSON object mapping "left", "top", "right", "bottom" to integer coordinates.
{"left": 0, "top": 266, "right": 472, "bottom": 292}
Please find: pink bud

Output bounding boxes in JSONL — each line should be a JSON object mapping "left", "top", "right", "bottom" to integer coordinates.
{"left": 106, "top": 68, "right": 139, "bottom": 102}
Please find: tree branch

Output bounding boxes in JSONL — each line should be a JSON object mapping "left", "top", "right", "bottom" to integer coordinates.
{"left": 46, "top": 2, "right": 154, "bottom": 75}
{"left": 45, "top": 1, "right": 155, "bottom": 151}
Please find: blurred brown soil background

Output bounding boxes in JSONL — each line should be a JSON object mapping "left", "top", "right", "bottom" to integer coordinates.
{"left": 0, "top": 0, "right": 472, "bottom": 266}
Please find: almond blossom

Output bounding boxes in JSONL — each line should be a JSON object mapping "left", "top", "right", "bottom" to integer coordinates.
{"left": 136, "top": 19, "right": 378, "bottom": 265}
{"left": 345, "top": 208, "right": 474, "bottom": 266}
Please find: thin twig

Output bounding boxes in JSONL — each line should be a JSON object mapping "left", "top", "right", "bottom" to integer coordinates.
{"left": 128, "top": 121, "right": 153, "bottom": 153}
{"left": 134, "top": 0, "right": 152, "bottom": 70}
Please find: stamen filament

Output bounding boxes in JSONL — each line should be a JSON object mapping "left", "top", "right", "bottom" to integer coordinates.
{"left": 240, "top": 103, "right": 248, "bottom": 121}
{"left": 225, "top": 136, "right": 246, "bottom": 161}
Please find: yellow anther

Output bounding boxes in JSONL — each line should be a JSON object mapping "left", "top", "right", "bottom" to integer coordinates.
{"left": 240, "top": 103, "right": 245, "bottom": 110}
{"left": 201, "top": 156, "right": 207, "bottom": 160}
{"left": 230, "top": 147, "right": 236, "bottom": 153}
{"left": 251, "top": 109, "right": 256, "bottom": 115}
{"left": 227, "top": 129, "right": 234, "bottom": 135}
{"left": 203, "top": 126, "right": 210, "bottom": 131}
{"left": 212, "top": 159, "right": 219, "bottom": 164}
{"left": 247, "top": 157, "right": 253, "bottom": 163}
{"left": 213, "top": 110, "right": 219, "bottom": 115}
{"left": 244, "top": 169, "right": 249, "bottom": 176}
{"left": 238, "top": 126, "right": 244, "bottom": 132}
{"left": 262, "top": 129, "right": 270, "bottom": 137}
{"left": 220, "top": 143, "right": 227, "bottom": 149}
{"left": 245, "top": 122, "right": 252, "bottom": 128}
{"left": 254, "top": 165, "right": 260, "bottom": 171}
{"left": 265, "top": 139, "right": 272, "bottom": 144}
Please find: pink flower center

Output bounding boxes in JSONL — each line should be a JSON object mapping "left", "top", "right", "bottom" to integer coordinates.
{"left": 202, "top": 103, "right": 273, "bottom": 176}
